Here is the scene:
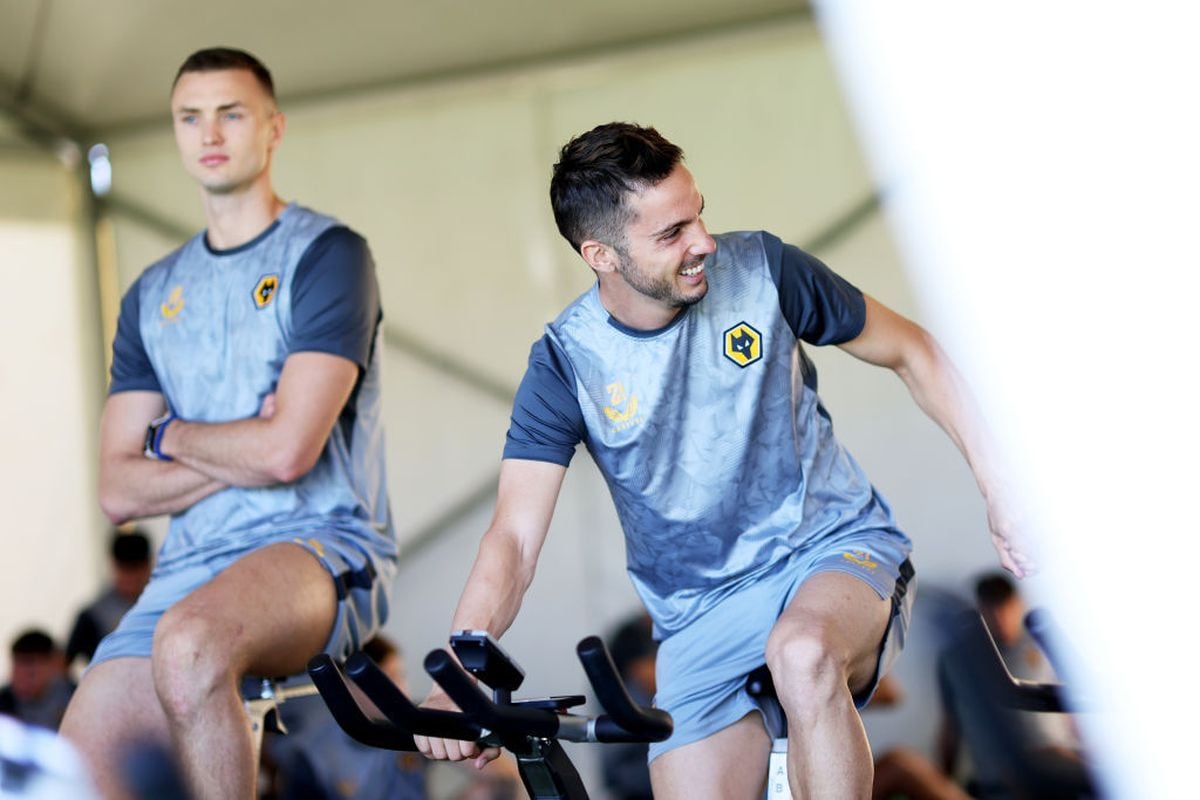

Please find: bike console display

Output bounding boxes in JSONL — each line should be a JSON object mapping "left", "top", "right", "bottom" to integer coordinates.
{"left": 450, "top": 629, "right": 526, "bottom": 693}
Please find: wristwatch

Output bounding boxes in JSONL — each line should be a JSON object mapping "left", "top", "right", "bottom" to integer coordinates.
{"left": 143, "top": 411, "right": 177, "bottom": 461}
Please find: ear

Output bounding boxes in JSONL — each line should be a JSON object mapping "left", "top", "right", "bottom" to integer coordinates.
{"left": 268, "top": 111, "right": 287, "bottom": 151}
{"left": 580, "top": 239, "right": 618, "bottom": 274}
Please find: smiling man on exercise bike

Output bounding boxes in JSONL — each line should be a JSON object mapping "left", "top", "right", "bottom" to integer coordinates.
{"left": 416, "top": 122, "right": 1028, "bottom": 799}
{"left": 60, "top": 47, "right": 397, "bottom": 800}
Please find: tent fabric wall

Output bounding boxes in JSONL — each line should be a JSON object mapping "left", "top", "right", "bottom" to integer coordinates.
{"left": 0, "top": 154, "right": 106, "bottom": 682}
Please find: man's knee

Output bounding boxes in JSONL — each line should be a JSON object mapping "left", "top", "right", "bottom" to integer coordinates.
{"left": 765, "top": 618, "right": 851, "bottom": 709}
{"left": 152, "top": 605, "right": 238, "bottom": 720}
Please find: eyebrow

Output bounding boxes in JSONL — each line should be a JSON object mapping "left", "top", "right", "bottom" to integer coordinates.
{"left": 652, "top": 195, "right": 706, "bottom": 239}
{"left": 175, "top": 101, "right": 246, "bottom": 114}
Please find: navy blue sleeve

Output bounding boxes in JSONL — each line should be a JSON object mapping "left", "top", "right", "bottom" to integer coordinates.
{"left": 290, "top": 226, "right": 381, "bottom": 369}
{"left": 109, "top": 276, "right": 162, "bottom": 394}
{"left": 761, "top": 231, "right": 866, "bottom": 345}
{"left": 936, "top": 654, "right": 956, "bottom": 711}
{"left": 502, "top": 335, "right": 586, "bottom": 466}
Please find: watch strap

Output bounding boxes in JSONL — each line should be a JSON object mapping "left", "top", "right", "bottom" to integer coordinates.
{"left": 143, "top": 411, "right": 177, "bottom": 461}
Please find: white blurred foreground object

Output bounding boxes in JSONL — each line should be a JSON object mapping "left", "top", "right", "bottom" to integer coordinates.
{"left": 0, "top": 716, "right": 98, "bottom": 798}
{"left": 816, "top": 3, "right": 1198, "bottom": 799}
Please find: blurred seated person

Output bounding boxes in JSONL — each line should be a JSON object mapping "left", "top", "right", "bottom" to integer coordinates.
{"left": 938, "top": 572, "right": 1086, "bottom": 798}
{"left": 0, "top": 629, "right": 75, "bottom": 730}
{"left": 64, "top": 529, "right": 153, "bottom": 667}
{"left": 600, "top": 612, "right": 656, "bottom": 800}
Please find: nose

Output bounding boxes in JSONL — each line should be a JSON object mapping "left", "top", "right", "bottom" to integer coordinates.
{"left": 690, "top": 220, "right": 717, "bottom": 256}
{"left": 201, "top": 118, "right": 223, "bottom": 146}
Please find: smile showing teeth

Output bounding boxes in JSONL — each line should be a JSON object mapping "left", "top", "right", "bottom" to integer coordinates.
{"left": 681, "top": 263, "right": 704, "bottom": 277}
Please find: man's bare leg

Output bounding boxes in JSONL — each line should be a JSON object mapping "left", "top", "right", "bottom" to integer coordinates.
{"left": 61, "top": 657, "right": 171, "bottom": 800}
{"left": 766, "top": 571, "right": 892, "bottom": 800}
{"left": 873, "top": 747, "right": 970, "bottom": 800}
{"left": 151, "top": 542, "right": 336, "bottom": 800}
{"left": 649, "top": 712, "right": 771, "bottom": 800}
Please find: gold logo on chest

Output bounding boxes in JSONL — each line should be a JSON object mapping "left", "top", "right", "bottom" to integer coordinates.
{"left": 160, "top": 285, "right": 185, "bottom": 320}
{"left": 603, "top": 381, "right": 643, "bottom": 431}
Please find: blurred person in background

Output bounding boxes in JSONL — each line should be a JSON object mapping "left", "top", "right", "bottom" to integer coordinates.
{"left": 938, "top": 572, "right": 1087, "bottom": 798}
{"left": 0, "top": 629, "right": 75, "bottom": 730}
{"left": 65, "top": 529, "right": 153, "bottom": 667}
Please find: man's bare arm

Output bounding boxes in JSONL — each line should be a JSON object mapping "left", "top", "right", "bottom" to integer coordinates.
{"left": 158, "top": 351, "right": 358, "bottom": 487}
{"left": 838, "top": 294, "right": 1033, "bottom": 576}
{"left": 99, "top": 391, "right": 227, "bottom": 524}
{"left": 448, "top": 458, "right": 566, "bottom": 635}
{"left": 414, "top": 458, "right": 567, "bottom": 765}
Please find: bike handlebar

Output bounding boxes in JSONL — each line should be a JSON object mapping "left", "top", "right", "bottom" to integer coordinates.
{"left": 575, "top": 636, "right": 673, "bottom": 741}
{"left": 957, "top": 611, "right": 1069, "bottom": 713}
{"left": 425, "top": 649, "right": 566, "bottom": 739}
{"left": 307, "top": 655, "right": 418, "bottom": 751}
{"left": 346, "top": 652, "right": 483, "bottom": 741}
{"left": 308, "top": 634, "right": 673, "bottom": 753}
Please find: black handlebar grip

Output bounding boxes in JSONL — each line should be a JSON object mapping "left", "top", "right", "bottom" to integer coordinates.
{"left": 589, "top": 715, "right": 668, "bottom": 743}
{"left": 1024, "top": 608, "right": 1057, "bottom": 656}
{"left": 959, "top": 612, "right": 1066, "bottom": 713}
{"left": 307, "top": 654, "right": 418, "bottom": 751}
{"left": 345, "top": 652, "right": 482, "bottom": 741}
{"left": 1024, "top": 608, "right": 1075, "bottom": 680}
{"left": 424, "top": 650, "right": 562, "bottom": 739}
{"left": 576, "top": 636, "right": 673, "bottom": 742}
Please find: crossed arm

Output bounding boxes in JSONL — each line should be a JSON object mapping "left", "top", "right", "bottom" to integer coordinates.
{"left": 839, "top": 295, "right": 1032, "bottom": 576}
{"left": 98, "top": 351, "right": 358, "bottom": 525}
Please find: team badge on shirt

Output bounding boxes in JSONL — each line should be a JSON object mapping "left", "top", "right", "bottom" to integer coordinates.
{"left": 253, "top": 274, "right": 280, "bottom": 309}
{"left": 723, "top": 321, "right": 762, "bottom": 367}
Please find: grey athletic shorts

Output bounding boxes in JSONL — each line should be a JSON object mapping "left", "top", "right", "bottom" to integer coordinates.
{"left": 90, "top": 530, "right": 394, "bottom": 670}
{"left": 648, "top": 528, "right": 916, "bottom": 762}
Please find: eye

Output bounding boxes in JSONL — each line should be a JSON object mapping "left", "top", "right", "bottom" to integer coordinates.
{"left": 179, "top": 114, "right": 197, "bottom": 124}
{"left": 223, "top": 111, "right": 242, "bottom": 121}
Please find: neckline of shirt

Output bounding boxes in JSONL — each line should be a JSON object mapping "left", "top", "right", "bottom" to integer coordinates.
{"left": 202, "top": 203, "right": 294, "bottom": 257}
{"left": 587, "top": 285, "right": 692, "bottom": 340}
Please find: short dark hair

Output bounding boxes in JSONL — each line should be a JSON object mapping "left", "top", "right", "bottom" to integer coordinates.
{"left": 550, "top": 122, "right": 684, "bottom": 252}
{"left": 362, "top": 635, "right": 398, "bottom": 666}
{"left": 11, "top": 629, "right": 55, "bottom": 657}
{"left": 607, "top": 613, "right": 656, "bottom": 679}
{"left": 173, "top": 47, "right": 275, "bottom": 99}
{"left": 974, "top": 571, "right": 1017, "bottom": 608}
{"left": 111, "top": 530, "right": 151, "bottom": 565}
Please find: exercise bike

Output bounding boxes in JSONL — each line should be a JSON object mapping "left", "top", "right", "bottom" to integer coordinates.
{"left": 307, "top": 631, "right": 672, "bottom": 800}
